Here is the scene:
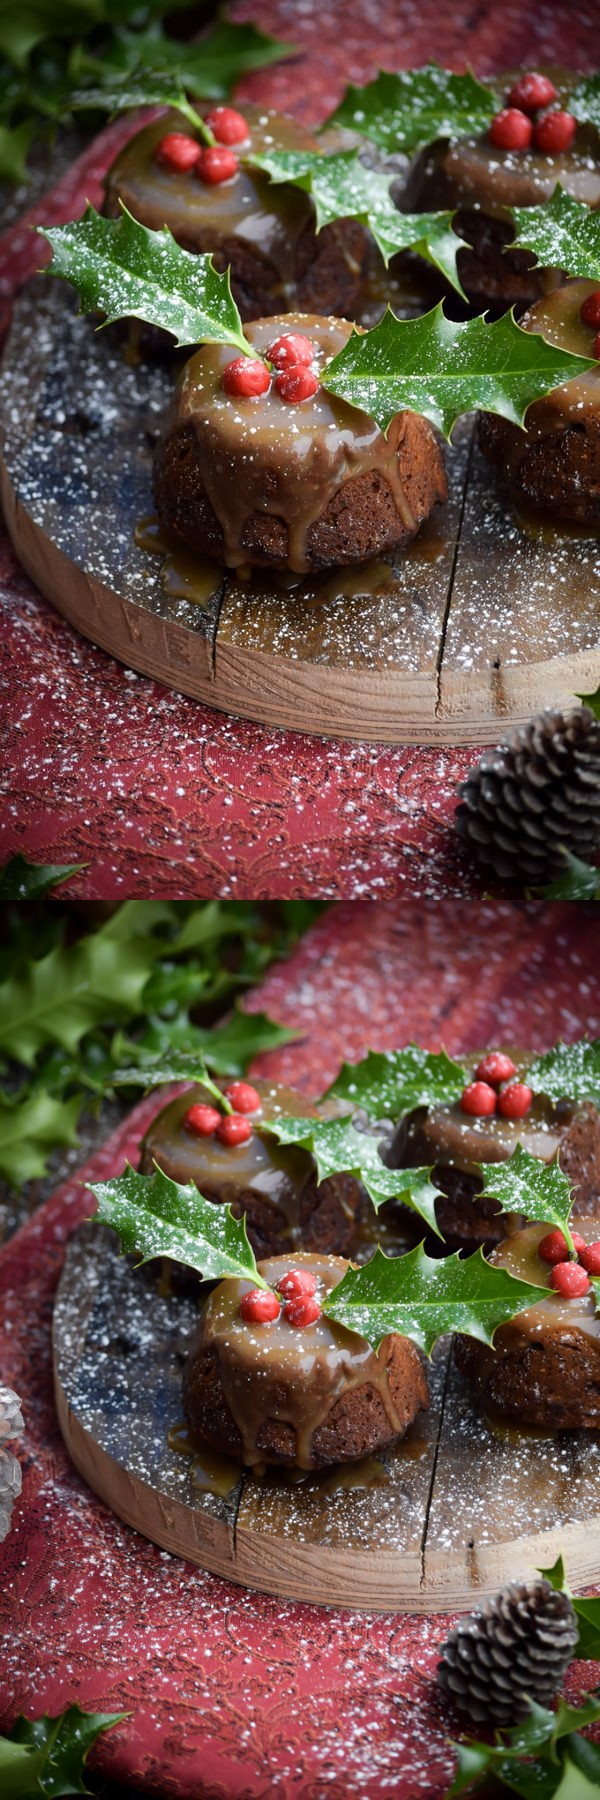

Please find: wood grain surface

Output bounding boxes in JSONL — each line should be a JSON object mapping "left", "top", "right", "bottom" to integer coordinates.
{"left": 2, "top": 282, "right": 599, "bottom": 746}
{"left": 53, "top": 1226, "right": 600, "bottom": 1613}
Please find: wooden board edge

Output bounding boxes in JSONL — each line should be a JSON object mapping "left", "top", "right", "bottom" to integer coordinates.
{"left": 54, "top": 1366, "right": 239, "bottom": 1577}
{"left": 0, "top": 462, "right": 218, "bottom": 692}
{"left": 422, "top": 1523, "right": 600, "bottom": 1611}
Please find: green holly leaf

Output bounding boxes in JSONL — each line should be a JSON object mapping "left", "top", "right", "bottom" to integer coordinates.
{"left": 510, "top": 186, "right": 600, "bottom": 282}
{"left": 70, "top": 71, "right": 210, "bottom": 136}
{"left": 571, "top": 73, "right": 600, "bottom": 135}
{"left": 323, "top": 1044, "right": 467, "bottom": 1120}
{"left": 550, "top": 1747, "right": 600, "bottom": 1800}
{"left": 0, "top": 117, "right": 37, "bottom": 182}
{"left": 320, "top": 304, "right": 596, "bottom": 439}
{"left": 528, "top": 1039, "right": 600, "bottom": 1109}
{"left": 91, "top": 1163, "right": 268, "bottom": 1287}
{"left": 576, "top": 684, "right": 600, "bottom": 720}
{"left": 0, "top": 1704, "right": 125, "bottom": 1799}
{"left": 40, "top": 204, "right": 250, "bottom": 353}
{"left": 91, "top": 18, "right": 294, "bottom": 101}
{"left": 477, "top": 1145, "right": 577, "bottom": 1255}
{"left": 0, "top": 1088, "right": 82, "bottom": 1184}
{"left": 448, "top": 1698, "right": 600, "bottom": 1798}
{"left": 115, "top": 1003, "right": 297, "bottom": 1079}
{"left": 261, "top": 1113, "right": 443, "bottom": 1232}
{"left": 329, "top": 64, "right": 497, "bottom": 154}
{"left": 0, "top": 856, "right": 85, "bottom": 900}
{"left": 109, "top": 1051, "right": 231, "bottom": 1112}
{"left": 323, "top": 1242, "right": 547, "bottom": 1356}
{"left": 0, "top": 917, "right": 161, "bottom": 1065}
{"left": 536, "top": 852, "right": 600, "bottom": 903}
{"left": 249, "top": 147, "right": 465, "bottom": 292}
{"left": 538, "top": 1556, "right": 600, "bottom": 1660}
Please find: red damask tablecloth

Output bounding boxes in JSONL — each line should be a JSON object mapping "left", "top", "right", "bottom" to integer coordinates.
{"left": 1, "top": 898, "right": 600, "bottom": 1797}
{"left": 0, "top": 0, "right": 598, "bottom": 901}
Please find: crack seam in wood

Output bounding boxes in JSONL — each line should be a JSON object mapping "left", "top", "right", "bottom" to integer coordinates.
{"left": 434, "top": 425, "right": 477, "bottom": 720}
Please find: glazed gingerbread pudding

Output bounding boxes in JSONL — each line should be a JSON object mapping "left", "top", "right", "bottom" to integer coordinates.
{"left": 183, "top": 1252, "right": 429, "bottom": 1469}
{"left": 456, "top": 1220, "right": 600, "bottom": 1428}
{"left": 140, "top": 1078, "right": 364, "bottom": 1260}
{"left": 104, "top": 106, "right": 369, "bottom": 324}
{"left": 402, "top": 71, "right": 600, "bottom": 313}
{"left": 479, "top": 279, "right": 600, "bottom": 523}
{"left": 388, "top": 1049, "right": 600, "bottom": 1252}
{"left": 153, "top": 313, "right": 447, "bottom": 572}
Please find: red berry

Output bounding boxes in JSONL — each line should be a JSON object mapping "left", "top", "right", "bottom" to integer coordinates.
{"left": 239, "top": 1288, "right": 281, "bottom": 1323}
{"left": 275, "top": 367, "right": 319, "bottom": 404}
{"left": 196, "top": 145, "right": 239, "bottom": 185}
{"left": 155, "top": 133, "right": 201, "bottom": 173}
{"left": 475, "top": 1052, "right": 517, "bottom": 1086}
{"left": 460, "top": 1081, "right": 497, "bottom": 1117}
{"left": 277, "top": 1268, "right": 318, "bottom": 1300}
{"left": 221, "top": 357, "right": 271, "bottom": 398}
{"left": 267, "top": 332, "right": 314, "bottom": 370}
{"left": 507, "top": 74, "right": 558, "bottom": 114}
{"left": 549, "top": 1262, "right": 591, "bottom": 1297}
{"left": 285, "top": 1295, "right": 322, "bottom": 1327}
{"left": 580, "top": 291, "right": 600, "bottom": 327}
{"left": 497, "top": 1082, "right": 533, "bottom": 1120}
{"left": 205, "top": 106, "right": 249, "bottom": 146}
{"left": 489, "top": 109, "right": 533, "bottom": 151}
{"left": 533, "top": 110, "right": 577, "bottom": 154}
{"left": 183, "top": 1102, "right": 221, "bottom": 1137}
{"left": 216, "top": 1114, "right": 253, "bottom": 1146}
{"left": 224, "top": 1080, "right": 262, "bottom": 1114}
{"left": 538, "top": 1229, "right": 586, "bottom": 1264}
{"left": 579, "top": 1242, "right": 600, "bottom": 1276}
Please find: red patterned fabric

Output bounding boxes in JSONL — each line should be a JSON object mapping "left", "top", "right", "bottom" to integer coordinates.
{"left": 1, "top": 900, "right": 599, "bottom": 1796}
{"left": 1, "top": 1, "right": 597, "bottom": 900}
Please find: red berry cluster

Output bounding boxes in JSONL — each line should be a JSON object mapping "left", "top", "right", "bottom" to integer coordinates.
{"left": 538, "top": 1227, "right": 600, "bottom": 1295}
{"left": 460, "top": 1052, "right": 533, "bottom": 1120}
{"left": 488, "top": 73, "right": 576, "bottom": 155}
{"left": 579, "top": 289, "right": 600, "bottom": 362}
{"left": 183, "top": 1081, "right": 262, "bottom": 1146}
{"left": 155, "top": 108, "right": 249, "bottom": 185}
{"left": 221, "top": 330, "right": 319, "bottom": 405}
{"left": 239, "top": 1267, "right": 321, "bottom": 1329}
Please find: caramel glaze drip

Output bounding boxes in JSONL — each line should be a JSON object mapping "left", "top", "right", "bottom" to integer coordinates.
{"left": 197, "top": 1252, "right": 407, "bottom": 1469}
{"left": 488, "top": 1221, "right": 600, "bottom": 1351}
{"left": 390, "top": 1048, "right": 578, "bottom": 1180}
{"left": 162, "top": 313, "right": 418, "bottom": 573}
{"left": 140, "top": 1079, "right": 356, "bottom": 1247}
{"left": 104, "top": 106, "right": 321, "bottom": 299}
{"left": 504, "top": 279, "right": 600, "bottom": 466}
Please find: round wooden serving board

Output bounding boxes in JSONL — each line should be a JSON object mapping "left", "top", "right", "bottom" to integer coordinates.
{"left": 53, "top": 1224, "right": 600, "bottom": 1613}
{"left": 2, "top": 283, "right": 599, "bottom": 746}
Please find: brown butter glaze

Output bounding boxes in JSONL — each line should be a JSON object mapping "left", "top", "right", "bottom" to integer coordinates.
{"left": 456, "top": 1221, "right": 600, "bottom": 1429}
{"left": 105, "top": 108, "right": 317, "bottom": 299}
{"left": 392, "top": 1049, "right": 573, "bottom": 1180}
{"left": 513, "top": 279, "right": 600, "bottom": 435}
{"left": 156, "top": 312, "right": 434, "bottom": 573}
{"left": 478, "top": 279, "right": 600, "bottom": 518}
{"left": 140, "top": 1078, "right": 362, "bottom": 1258}
{"left": 187, "top": 1252, "right": 423, "bottom": 1469}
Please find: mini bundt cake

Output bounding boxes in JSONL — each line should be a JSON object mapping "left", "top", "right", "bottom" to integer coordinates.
{"left": 104, "top": 106, "right": 369, "bottom": 324}
{"left": 478, "top": 279, "right": 600, "bottom": 522}
{"left": 387, "top": 1048, "right": 600, "bottom": 1252}
{"left": 153, "top": 313, "right": 448, "bottom": 572}
{"left": 182, "top": 1251, "right": 430, "bottom": 1468}
{"left": 402, "top": 70, "right": 600, "bottom": 313}
{"left": 140, "top": 1078, "right": 364, "bottom": 1260}
{"left": 455, "top": 1220, "right": 600, "bottom": 1428}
